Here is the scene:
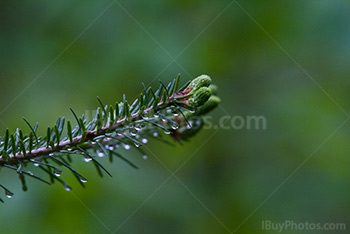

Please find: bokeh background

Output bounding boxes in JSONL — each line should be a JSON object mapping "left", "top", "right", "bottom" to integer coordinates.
{"left": 1, "top": 1, "right": 350, "bottom": 233}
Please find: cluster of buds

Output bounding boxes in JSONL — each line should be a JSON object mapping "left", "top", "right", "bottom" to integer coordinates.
{"left": 173, "top": 75, "right": 221, "bottom": 141}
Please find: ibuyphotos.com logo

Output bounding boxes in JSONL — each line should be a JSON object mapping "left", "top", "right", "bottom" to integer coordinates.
{"left": 262, "top": 220, "right": 346, "bottom": 233}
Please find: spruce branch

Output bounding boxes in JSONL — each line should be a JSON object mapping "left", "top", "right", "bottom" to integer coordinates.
{"left": 0, "top": 74, "right": 220, "bottom": 201}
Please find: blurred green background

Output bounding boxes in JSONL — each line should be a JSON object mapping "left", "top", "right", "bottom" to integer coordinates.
{"left": 1, "top": 1, "right": 350, "bottom": 233}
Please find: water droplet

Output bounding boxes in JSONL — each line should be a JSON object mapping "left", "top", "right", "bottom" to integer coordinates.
{"left": 153, "top": 113, "right": 159, "bottom": 118}
{"left": 54, "top": 168, "right": 62, "bottom": 177}
{"left": 83, "top": 157, "right": 92, "bottom": 162}
{"left": 129, "top": 127, "right": 137, "bottom": 136}
{"left": 163, "top": 129, "right": 171, "bottom": 135}
{"left": 106, "top": 145, "right": 114, "bottom": 151}
{"left": 33, "top": 162, "right": 40, "bottom": 167}
{"left": 142, "top": 155, "right": 148, "bottom": 160}
{"left": 5, "top": 190, "right": 13, "bottom": 198}
{"left": 49, "top": 153, "right": 54, "bottom": 156}
{"left": 135, "top": 124, "right": 142, "bottom": 131}
{"left": 172, "top": 109, "right": 179, "bottom": 116}
{"left": 160, "top": 116, "right": 167, "bottom": 122}
{"left": 64, "top": 184, "right": 71, "bottom": 191}
{"left": 79, "top": 176, "right": 88, "bottom": 183}
{"left": 141, "top": 138, "right": 148, "bottom": 144}
{"left": 171, "top": 124, "right": 179, "bottom": 130}
{"left": 134, "top": 142, "right": 140, "bottom": 148}
{"left": 187, "top": 121, "right": 193, "bottom": 129}
{"left": 123, "top": 144, "right": 131, "bottom": 150}
{"left": 153, "top": 132, "right": 159, "bottom": 137}
{"left": 96, "top": 150, "right": 104, "bottom": 158}
{"left": 142, "top": 115, "right": 149, "bottom": 120}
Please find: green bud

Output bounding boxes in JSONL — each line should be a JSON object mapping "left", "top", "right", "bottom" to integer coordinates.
{"left": 188, "top": 87, "right": 211, "bottom": 108}
{"left": 197, "top": 95, "right": 221, "bottom": 115}
{"left": 208, "top": 84, "right": 218, "bottom": 95}
{"left": 188, "top": 74, "right": 212, "bottom": 90}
